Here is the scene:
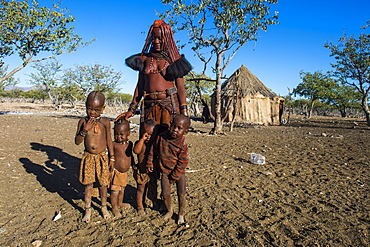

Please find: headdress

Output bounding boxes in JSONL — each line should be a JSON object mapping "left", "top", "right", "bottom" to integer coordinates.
{"left": 141, "top": 20, "right": 181, "bottom": 63}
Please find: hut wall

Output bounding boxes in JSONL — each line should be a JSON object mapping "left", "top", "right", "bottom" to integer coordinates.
{"left": 211, "top": 93, "right": 284, "bottom": 126}
{"left": 223, "top": 93, "right": 283, "bottom": 125}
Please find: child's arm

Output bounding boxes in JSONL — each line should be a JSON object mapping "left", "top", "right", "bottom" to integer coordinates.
{"left": 169, "top": 144, "right": 189, "bottom": 180}
{"left": 133, "top": 133, "right": 149, "bottom": 154}
{"left": 104, "top": 118, "right": 114, "bottom": 171}
{"left": 75, "top": 117, "right": 96, "bottom": 145}
{"left": 75, "top": 118, "right": 88, "bottom": 145}
{"left": 146, "top": 136, "right": 158, "bottom": 173}
{"left": 175, "top": 77, "right": 188, "bottom": 116}
{"left": 130, "top": 141, "right": 135, "bottom": 168}
{"left": 75, "top": 119, "right": 84, "bottom": 145}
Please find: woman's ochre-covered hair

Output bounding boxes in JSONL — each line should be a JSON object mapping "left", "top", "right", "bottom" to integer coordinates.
{"left": 125, "top": 20, "right": 192, "bottom": 80}
{"left": 141, "top": 20, "right": 181, "bottom": 63}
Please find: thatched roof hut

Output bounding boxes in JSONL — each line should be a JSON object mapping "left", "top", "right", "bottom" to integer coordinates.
{"left": 211, "top": 65, "right": 284, "bottom": 125}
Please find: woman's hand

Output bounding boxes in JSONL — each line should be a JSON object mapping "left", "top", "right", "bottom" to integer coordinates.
{"left": 115, "top": 111, "right": 133, "bottom": 123}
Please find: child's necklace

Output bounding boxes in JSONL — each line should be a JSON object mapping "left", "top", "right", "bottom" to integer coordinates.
{"left": 116, "top": 140, "right": 129, "bottom": 145}
{"left": 95, "top": 117, "right": 102, "bottom": 133}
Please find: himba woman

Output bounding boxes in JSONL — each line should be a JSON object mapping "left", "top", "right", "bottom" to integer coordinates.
{"left": 115, "top": 20, "right": 192, "bottom": 214}
{"left": 116, "top": 19, "right": 192, "bottom": 132}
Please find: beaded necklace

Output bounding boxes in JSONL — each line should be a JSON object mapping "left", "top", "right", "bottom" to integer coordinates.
{"left": 149, "top": 56, "right": 168, "bottom": 74}
{"left": 115, "top": 140, "right": 129, "bottom": 145}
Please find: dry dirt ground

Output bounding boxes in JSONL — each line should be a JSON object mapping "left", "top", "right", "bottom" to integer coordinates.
{"left": 0, "top": 102, "right": 369, "bottom": 247}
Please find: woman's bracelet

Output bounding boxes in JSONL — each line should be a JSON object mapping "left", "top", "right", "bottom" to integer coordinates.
{"left": 180, "top": 104, "right": 188, "bottom": 110}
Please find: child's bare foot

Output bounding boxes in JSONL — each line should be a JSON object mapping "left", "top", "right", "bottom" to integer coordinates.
{"left": 177, "top": 215, "right": 185, "bottom": 225}
{"left": 144, "top": 198, "right": 153, "bottom": 208}
{"left": 163, "top": 210, "right": 173, "bottom": 220}
{"left": 119, "top": 203, "right": 131, "bottom": 209}
{"left": 101, "top": 205, "right": 111, "bottom": 219}
{"left": 82, "top": 207, "right": 92, "bottom": 223}
{"left": 137, "top": 207, "right": 145, "bottom": 215}
{"left": 112, "top": 207, "right": 122, "bottom": 218}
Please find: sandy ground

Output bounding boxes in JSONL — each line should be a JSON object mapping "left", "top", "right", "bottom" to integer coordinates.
{"left": 0, "top": 102, "right": 369, "bottom": 247}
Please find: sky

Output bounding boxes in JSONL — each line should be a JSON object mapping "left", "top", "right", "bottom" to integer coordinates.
{"left": 4, "top": 0, "right": 370, "bottom": 97}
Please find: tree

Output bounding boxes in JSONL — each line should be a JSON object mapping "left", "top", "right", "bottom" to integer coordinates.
{"left": 23, "top": 89, "right": 48, "bottom": 101}
{"left": 282, "top": 88, "right": 295, "bottom": 123}
{"left": 58, "top": 83, "right": 82, "bottom": 108}
{"left": 0, "top": 0, "right": 93, "bottom": 83}
{"left": 63, "top": 64, "right": 122, "bottom": 97}
{"left": 105, "top": 92, "right": 132, "bottom": 104}
{"left": 28, "top": 58, "right": 64, "bottom": 108}
{"left": 291, "top": 98, "right": 310, "bottom": 116}
{"left": 28, "top": 61, "right": 123, "bottom": 108}
{"left": 105, "top": 92, "right": 133, "bottom": 111}
{"left": 293, "top": 71, "right": 337, "bottom": 118}
{"left": 184, "top": 72, "right": 214, "bottom": 117}
{"left": 0, "top": 64, "right": 18, "bottom": 90}
{"left": 324, "top": 20, "right": 370, "bottom": 125}
{"left": 159, "top": 0, "right": 278, "bottom": 134}
{"left": 322, "top": 83, "right": 361, "bottom": 117}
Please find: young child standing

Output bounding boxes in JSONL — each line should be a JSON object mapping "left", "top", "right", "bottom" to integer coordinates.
{"left": 147, "top": 114, "right": 190, "bottom": 224}
{"left": 110, "top": 119, "right": 134, "bottom": 217}
{"left": 75, "top": 91, "right": 114, "bottom": 223}
{"left": 133, "top": 119, "right": 157, "bottom": 214}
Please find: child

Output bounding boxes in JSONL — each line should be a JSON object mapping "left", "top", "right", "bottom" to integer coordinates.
{"left": 147, "top": 114, "right": 190, "bottom": 224}
{"left": 75, "top": 91, "right": 114, "bottom": 223}
{"left": 133, "top": 119, "right": 157, "bottom": 214}
{"left": 110, "top": 119, "right": 134, "bottom": 217}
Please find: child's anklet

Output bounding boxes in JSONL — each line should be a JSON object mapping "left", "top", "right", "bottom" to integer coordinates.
{"left": 85, "top": 206, "right": 92, "bottom": 210}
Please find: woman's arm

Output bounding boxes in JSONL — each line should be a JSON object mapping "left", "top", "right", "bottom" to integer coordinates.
{"left": 115, "top": 72, "right": 145, "bottom": 121}
{"left": 175, "top": 77, "right": 188, "bottom": 115}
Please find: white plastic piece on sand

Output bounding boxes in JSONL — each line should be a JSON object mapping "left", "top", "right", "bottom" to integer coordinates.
{"left": 250, "top": 153, "right": 266, "bottom": 165}
{"left": 53, "top": 211, "right": 61, "bottom": 221}
{"left": 32, "top": 240, "right": 42, "bottom": 247}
